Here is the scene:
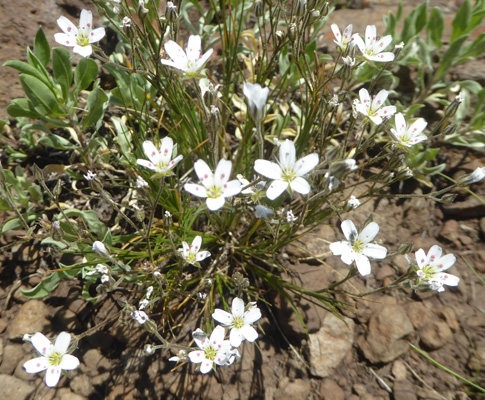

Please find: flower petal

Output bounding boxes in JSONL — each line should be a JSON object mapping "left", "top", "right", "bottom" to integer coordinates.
{"left": 210, "top": 325, "right": 226, "bottom": 343}
{"left": 89, "top": 27, "right": 105, "bottom": 43}
{"left": 365, "top": 25, "right": 376, "bottom": 47}
{"left": 352, "top": 34, "right": 366, "bottom": 54}
{"left": 54, "top": 33, "right": 75, "bottom": 48}
{"left": 45, "top": 366, "right": 62, "bottom": 387}
{"left": 136, "top": 159, "right": 158, "bottom": 171}
{"left": 358, "top": 222, "right": 380, "bottom": 243}
{"left": 229, "top": 328, "right": 243, "bottom": 348}
{"left": 214, "top": 159, "right": 232, "bottom": 185}
{"left": 290, "top": 177, "right": 311, "bottom": 195}
{"left": 212, "top": 309, "right": 233, "bottom": 325}
{"left": 32, "top": 333, "right": 53, "bottom": 356}
{"left": 375, "top": 105, "right": 396, "bottom": 118}
{"left": 186, "top": 35, "right": 201, "bottom": 62}
{"left": 57, "top": 16, "right": 78, "bottom": 35}
{"left": 185, "top": 183, "right": 207, "bottom": 198}
{"left": 197, "top": 48, "right": 213, "bottom": 70}
{"left": 436, "top": 254, "right": 456, "bottom": 271}
{"left": 231, "top": 297, "right": 245, "bottom": 317}
{"left": 341, "top": 220, "right": 357, "bottom": 241}
{"left": 294, "top": 153, "right": 319, "bottom": 176}
{"left": 164, "top": 40, "right": 188, "bottom": 65}
{"left": 266, "top": 179, "right": 288, "bottom": 200}
{"left": 194, "top": 159, "right": 213, "bottom": 185}
{"left": 73, "top": 45, "right": 92, "bottom": 57}
{"left": 363, "top": 243, "right": 387, "bottom": 260}
{"left": 200, "top": 360, "right": 213, "bottom": 374}
{"left": 415, "top": 248, "right": 427, "bottom": 268}
{"left": 372, "top": 89, "right": 389, "bottom": 110}
{"left": 142, "top": 140, "right": 161, "bottom": 165}
{"left": 241, "top": 325, "right": 258, "bottom": 342}
{"left": 278, "top": 140, "right": 296, "bottom": 170}
{"left": 54, "top": 332, "right": 71, "bottom": 354}
{"left": 206, "top": 196, "right": 225, "bottom": 211}
{"left": 182, "top": 241, "right": 190, "bottom": 257}
{"left": 434, "top": 272, "right": 459, "bottom": 287}
{"left": 191, "top": 235, "right": 202, "bottom": 252}
{"left": 427, "top": 245, "right": 443, "bottom": 264}
{"left": 368, "top": 52, "right": 395, "bottom": 62}
{"left": 355, "top": 254, "right": 371, "bottom": 276}
{"left": 24, "top": 357, "right": 48, "bottom": 373}
{"left": 254, "top": 160, "right": 282, "bottom": 180}
{"left": 188, "top": 350, "right": 204, "bottom": 364}
{"left": 374, "top": 35, "right": 392, "bottom": 52}
{"left": 329, "top": 241, "right": 348, "bottom": 256}
{"left": 244, "top": 307, "right": 262, "bottom": 324}
{"left": 159, "top": 137, "right": 174, "bottom": 165}
{"left": 359, "top": 88, "right": 370, "bottom": 106}
{"left": 59, "top": 354, "right": 79, "bottom": 370}
{"left": 79, "top": 9, "right": 93, "bottom": 31}
{"left": 222, "top": 180, "right": 242, "bottom": 197}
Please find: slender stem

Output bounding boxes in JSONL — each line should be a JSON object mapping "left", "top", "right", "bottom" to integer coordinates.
{"left": 146, "top": 179, "right": 165, "bottom": 263}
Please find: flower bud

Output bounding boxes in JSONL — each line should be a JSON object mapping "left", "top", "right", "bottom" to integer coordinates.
{"left": 439, "top": 193, "right": 457, "bottom": 204}
{"left": 344, "top": 195, "right": 360, "bottom": 211}
{"left": 442, "top": 123, "right": 458, "bottom": 136}
{"left": 328, "top": 159, "right": 357, "bottom": 179}
{"left": 209, "top": 105, "right": 222, "bottom": 132}
{"left": 275, "top": 30, "right": 285, "bottom": 45}
{"left": 51, "top": 220, "right": 63, "bottom": 241}
{"left": 444, "top": 93, "right": 464, "bottom": 119}
{"left": 397, "top": 242, "right": 414, "bottom": 255}
{"left": 393, "top": 41, "right": 405, "bottom": 58}
{"left": 288, "top": 23, "right": 297, "bottom": 42}
{"left": 144, "top": 344, "right": 156, "bottom": 355}
{"left": 457, "top": 167, "right": 485, "bottom": 185}
{"left": 33, "top": 164, "right": 44, "bottom": 182}
{"left": 320, "top": 1, "right": 329, "bottom": 16}
{"left": 166, "top": 1, "right": 178, "bottom": 22}
{"left": 92, "top": 241, "right": 110, "bottom": 258}
{"left": 53, "top": 180, "right": 63, "bottom": 198}
{"left": 254, "top": 0, "right": 264, "bottom": 17}
{"left": 396, "top": 166, "right": 413, "bottom": 181}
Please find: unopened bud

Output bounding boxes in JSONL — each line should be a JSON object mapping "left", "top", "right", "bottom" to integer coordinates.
{"left": 329, "top": 159, "right": 357, "bottom": 178}
{"left": 166, "top": 1, "right": 178, "bottom": 22}
{"left": 133, "top": 204, "right": 145, "bottom": 222}
{"left": 275, "top": 30, "right": 285, "bottom": 45}
{"left": 51, "top": 220, "right": 63, "bottom": 241}
{"left": 457, "top": 167, "right": 485, "bottom": 186}
{"left": 93, "top": 241, "right": 110, "bottom": 258}
{"left": 144, "top": 344, "right": 156, "bottom": 355}
{"left": 295, "top": 0, "right": 306, "bottom": 16}
{"left": 288, "top": 23, "right": 297, "bottom": 42}
{"left": 393, "top": 41, "right": 405, "bottom": 58}
{"left": 144, "top": 318, "right": 158, "bottom": 334}
{"left": 442, "top": 123, "right": 458, "bottom": 136}
{"left": 440, "top": 193, "right": 457, "bottom": 204}
{"left": 444, "top": 93, "right": 463, "bottom": 119}
{"left": 33, "top": 164, "right": 44, "bottom": 182}
{"left": 254, "top": 0, "right": 264, "bottom": 17}
{"left": 397, "top": 242, "right": 414, "bottom": 255}
{"left": 396, "top": 166, "right": 413, "bottom": 181}
{"left": 209, "top": 105, "right": 221, "bottom": 132}
{"left": 320, "top": 1, "right": 329, "bottom": 16}
{"left": 122, "top": 16, "right": 132, "bottom": 33}
{"left": 344, "top": 195, "right": 360, "bottom": 211}
{"left": 53, "top": 180, "right": 62, "bottom": 198}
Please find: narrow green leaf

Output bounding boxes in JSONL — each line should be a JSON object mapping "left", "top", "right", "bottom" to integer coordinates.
{"left": 1, "top": 218, "right": 22, "bottom": 234}
{"left": 3, "top": 60, "right": 51, "bottom": 87}
{"left": 82, "top": 86, "right": 109, "bottom": 130}
{"left": 52, "top": 47, "right": 73, "bottom": 101}
{"left": 38, "top": 134, "right": 75, "bottom": 150}
{"left": 428, "top": 7, "right": 444, "bottom": 49}
{"left": 451, "top": 0, "right": 471, "bottom": 42}
{"left": 34, "top": 27, "right": 50, "bottom": 67}
{"left": 7, "top": 98, "right": 40, "bottom": 119}
{"left": 414, "top": 1, "right": 428, "bottom": 36}
{"left": 21, "top": 265, "right": 82, "bottom": 299}
{"left": 456, "top": 33, "right": 485, "bottom": 64}
{"left": 74, "top": 57, "right": 98, "bottom": 93}
{"left": 19, "top": 74, "right": 58, "bottom": 116}
{"left": 434, "top": 35, "right": 469, "bottom": 81}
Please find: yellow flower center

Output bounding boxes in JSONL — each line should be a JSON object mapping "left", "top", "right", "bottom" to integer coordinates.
{"left": 48, "top": 352, "right": 63, "bottom": 367}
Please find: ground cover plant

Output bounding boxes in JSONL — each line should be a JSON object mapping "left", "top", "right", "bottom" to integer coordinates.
{"left": 1, "top": 0, "right": 485, "bottom": 398}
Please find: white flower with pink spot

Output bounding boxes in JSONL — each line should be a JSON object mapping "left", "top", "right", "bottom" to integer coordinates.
{"left": 390, "top": 113, "right": 428, "bottom": 147}
{"left": 161, "top": 35, "right": 213, "bottom": 78}
{"left": 54, "top": 10, "right": 106, "bottom": 57}
{"left": 188, "top": 326, "right": 232, "bottom": 374}
{"left": 331, "top": 24, "right": 353, "bottom": 52}
{"left": 184, "top": 159, "right": 242, "bottom": 211}
{"left": 415, "top": 245, "right": 459, "bottom": 292}
{"left": 352, "top": 25, "right": 395, "bottom": 63}
{"left": 179, "top": 235, "right": 211, "bottom": 265}
{"left": 354, "top": 88, "right": 396, "bottom": 125}
{"left": 23, "top": 332, "right": 79, "bottom": 387}
{"left": 136, "top": 138, "right": 183, "bottom": 176}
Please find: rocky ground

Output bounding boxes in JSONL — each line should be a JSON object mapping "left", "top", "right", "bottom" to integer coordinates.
{"left": 1, "top": 0, "right": 485, "bottom": 399}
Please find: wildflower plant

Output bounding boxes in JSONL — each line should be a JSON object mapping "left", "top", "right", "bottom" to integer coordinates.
{"left": 1, "top": 0, "right": 481, "bottom": 387}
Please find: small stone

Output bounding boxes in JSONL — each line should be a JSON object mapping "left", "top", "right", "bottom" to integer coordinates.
{"left": 8, "top": 300, "right": 51, "bottom": 340}
{"left": 274, "top": 378, "right": 311, "bottom": 399}
{"left": 55, "top": 308, "right": 82, "bottom": 331}
{"left": 81, "top": 348, "right": 110, "bottom": 376}
{"left": 391, "top": 360, "right": 408, "bottom": 381}
{"left": 57, "top": 387, "right": 88, "bottom": 400}
{"left": 308, "top": 313, "right": 355, "bottom": 377}
{"left": 419, "top": 321, "right": 453, "bottom": 350}
{"left": 0, "top": 374, "right": 35, "bottom": 400}
{"left": 0, "top": 319, "right": 8, "bottom": 334}
{"left": 359, "top": 304, "right": 414, "bottom": 363}
{"left": 320, "top": 378, "right": 345, "bottom": 400}
{"left": 70, "top": 374, "right": 94, "bottom": 398}
{"left": 0, "top": 338, "right": 3, "bottom": 365}
{"left": 376, "top": 265, "right": 395, "bottom": 281}
{"left": 468, "top": 346, "right": 485, "bottom": 370}
{"left": 0, "top": 344, "right": 25, "bottom": 374}
{"left": 405, "top": 302, "right": 433, "bottom": 330}
{"left": 393, "top": 380, "right": 417, "bottom": 400}
{"left": 438, "top": 220, "right": 460, "bottom": 245}
{"left": 479, "top": 217, "right": 485, "bottom": 237}
{"left": 438, "top": 306, "right": 459, "bottom": 332}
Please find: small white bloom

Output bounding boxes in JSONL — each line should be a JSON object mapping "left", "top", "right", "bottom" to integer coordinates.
{"left": 286, "top": 210, "right": 297, "bottom": 223}
{"left": 83, "top": 170, "right": 96, "bottom": 181}
{"left": 122, "top": 16, "right": 131, "bottom": 29}
{"left": 460, "top": 167, "right": 485, "bottom": 185}
{"left": 139, "top": 299, "right": 150, "bottom": 310}
{"left": 179, "top": 235, "right": 211, "bottom": 265}
{"left": 354, "top": 88, "right": 396, "bottom": 125}
{"left": 54, "top": 10, "right": 106, "bottom": 57}
{"left": 164, "top": 210, "right": 172, "bottom": 218}
{"left": 342, "top": 56, "right": 355, "bottom": 66}
{"left": 188, "top": 326, "right": 232, "bottom": 374}
{"left": 23, "top": 332, "right": 79, "bottom": 387}
{"left": 352, "top": 25, "right": 395, "bottom": 63}
{"left": 169, "top": 350, "right": 187, "bottom": 363}
{"left": 346, "top": 195, "right": 360, "bottom": 209}
{"left": 96, "top": 263, "right": 109, "bottom": 275}
{"left": 212, "top": 298, "right": 262, "bottom": 348}
{"left": 329, "top": 220, "right": 387, "bottom": 276}
{"left": 184, "top": 159, "right": 242, "bottom": 211}
{"left": 136, "top": 176, "right": 149, "bottom": 188}
{"left": 136, "top": 138, "right": 183, "bottom": 176}
{"left": 328, "top": 94, "right": 339, "bottom": 108}
{"left": 161, "top": 35, "right": 213, "bottom": 78}
{"left": 415, "top": 245, "right": 459, "bottom": 292}
{"left": 255, "top": 205, "right": 274, "bottom": 219}
{"left": 237, "top": 174, "right": 266, "bottom": 200}
{"left": 243, "top": 82, "right": 269, "bottom": 123}
{"left": 331, "top": 24, "right": 353, "bottom": 52}
{"left": 92, "top": 241, "right": 110, "bottom": 258}
{"left": 395, "top": 41, "right": 404, "bottom": 49}
{"left": 131, "top": 310, "right": 148, "bottom": 324}
{"left": 100, "top": 274, "right": 110, "bottom": 284}
{"left": 144, "top": 344, "right": 156, "bottom": 355}
{"left": 390, "top": 113, "right": 427, "bottom": 147}
{"left": 254, "top": 140, "right": 319, "bottom": 200}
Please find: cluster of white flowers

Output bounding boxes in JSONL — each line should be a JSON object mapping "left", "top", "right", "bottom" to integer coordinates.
{"left": 171, "top": 298, "right": 261, "bottom": 374}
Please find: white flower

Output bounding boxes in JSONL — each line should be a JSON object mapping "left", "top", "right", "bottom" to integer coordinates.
{"left": 346, "top": 195, "right": 360, "bottom": 209}
{"left": 136, "top": 138, "right": 183, "bottom": 176}
{"left": 459, "top": 167, "right": 485, "bottom": 185}
{"left": 179, "top": 235, "right": 211, "bottom": 265}
{"left": 415, "top": 245, "right": 459, "bottom": 292}
{"left": 92, "top": 241, "right": 110, "bottom": 258}
{"left": 83, "top": 170, "right": 96, "bottom": 180}
{"left": 54, "top": 10, "right": 106, "bottom": 57}
{"left": 243, "top": 83, "right": 269, "bottom": 123}
{"left": 100, "top": 274, "right": 110, "bottom": 284}
{"left": 212, "top": 297, "right": 262, "bottom": 348}
{"left": 331, "top": 24, "right": 353, "bottom": 52}
{"left": 354, "top": 88, "right": 396, "bottom": 125}
{"left": 390, "top": 113, "right": 427, "bottom": 147}
{"left": 188, "top": 326, "right": 232, "bottom": 374}
{"left": 184, "top": 159, "right": 242, "bottom": 211}
{"left": 23, "top": 332, "right": 79, "bottom": 387}
{"left": 286, "top": 210, "right": 297, "bottom": 222}
{"left": 161, "top": 35, "right": 213, "bottom": 77}
{"left": 86, "top": 263, "right": 109, "bottom": 276}
{"left": 329, "top": 220, "right": 387, "bottom": 276}
{"left": 255, "top": 205, "right": 274, "bottom": 219}
{"left": 136, "top": 176, "right": 149, "bottom": 188}
{"left": 352, "top": 25, "right": 395, "bottom": 63}
{"left": 169, "top": 350, "right": 187, "bottom": 363}
{"left": 342, "top": 56, "right": 355, "bottom": 66}
{"left": 131, "top": 310, "right": 148, "bottom": 324}
{"left": 254, "top": 140, "right": 319, "bottom": 200}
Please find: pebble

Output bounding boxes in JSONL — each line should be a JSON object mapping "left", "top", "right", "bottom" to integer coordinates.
{"left": 468, "top": 346, "right": 485, "bottom": 370}
{"left": 8, "top": 300, "right": 51, "bottom": 340}
{"left": 274, "top": 377, "right": 312, "bottom": 399}
{"left": 70, "top": 374, "right": 94, "bottom": 398}
{"left": 0, "top": 374, "right": 34, "bottom": 400}
{"left": 0, "top": 343, "right": 25, "bottom": 374}
{"left": 419, "top": 321, "right": 453, "bottom": 350}
{"left": 393, "top": 380, "right": 417, "bottom": 400}
{"left": 320, "top": 378, "right": 345, "bottom": 400}
{"left": 359, "top": 304, "right": 414, "bottom": 363}
{"left": 391, "top": 360, "right": 408, "bottom": 381}
{"left": 308, "top": 313, "right": 355, "bottom": 377}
